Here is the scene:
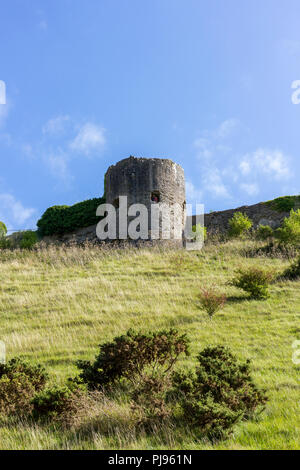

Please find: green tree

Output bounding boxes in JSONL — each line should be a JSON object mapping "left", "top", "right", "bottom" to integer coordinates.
{"left": 0, "top": 221, "right": 7, "bottom": 238}
{"left": 228, "top": 212, "right": 252, "bottom": 238}
{"left": 275, "top": 209, "right": 300, "bottom": 246}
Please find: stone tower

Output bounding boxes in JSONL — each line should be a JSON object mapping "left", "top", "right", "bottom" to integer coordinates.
{"left": 105, "top": 156, "right": 186, "bottom": 243}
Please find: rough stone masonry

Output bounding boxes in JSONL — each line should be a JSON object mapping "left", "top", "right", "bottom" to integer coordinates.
{"left": 105, "top": 156, "right": 186, "bottom": 242}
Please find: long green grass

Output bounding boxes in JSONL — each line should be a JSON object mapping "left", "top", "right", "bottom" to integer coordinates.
{"left": 0, "top": 241, "right": 299, "bottom": 449}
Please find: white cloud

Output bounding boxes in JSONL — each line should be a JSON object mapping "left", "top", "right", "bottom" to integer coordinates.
{"left": 204, "top": 169, "right": 230, "bottom": 199}
{"left": 0, "top": 193, "right": 36, "bottom": 229}
{"left": 214, "top": 118, "right": 240, "bottom": 139}
{"left": 23, "top": 118, "right": 108, "bottom": 185}
{"left": 194, "top": 138, "right": 212, "bottom": 160}
{"left": 194, "top": 119, "right": 239, "bottom": 161}
{"left": 186, "top": 181, "right": 203, "bottom": 204}
{"left": 240, "top": 182, "right": 259, "bottom": 196}
{"left": 42, "top": 115, "right": 70, "bottom": 135}
{"left": 192, "top": 119, "right": 238, "bottom": 200}
{"left": 70, "top": 123, "right": 106, "bottom": 156}
{"left": 239, "top": 160, "right": 251, "bottom": 175}
{"left": 240, "top": 148, "right": 291, "bottom": 180}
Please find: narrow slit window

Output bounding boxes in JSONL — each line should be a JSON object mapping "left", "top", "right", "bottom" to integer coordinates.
{"left": 151, "top": 191, "right": 160, "bottom": 203}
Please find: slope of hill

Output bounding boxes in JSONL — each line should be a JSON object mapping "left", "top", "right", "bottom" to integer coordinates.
{"left": 0, "top": 241, "right": 299, "bottom": 449}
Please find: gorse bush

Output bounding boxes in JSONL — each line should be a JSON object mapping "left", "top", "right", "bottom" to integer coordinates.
{"left": 32, "top": 384, "right": 84, "bottom": 424}
{"left": 76, "top": 328, "right": 190, "bottom": 389}
{"left": 37, "top": 197, "right": 105, "bottom": 236}
{"left": 256, "top": 224, "right": 274, "bottom": 241}
{"left": 282, "top": 256, "right": 300, "bottom": 280}
{"left": 0, "top": 358, "right": 48, "bottom": 416}
{"left": 0, "top": 221, "right": 7, "bottom": 238}
{"left": 0, "top": 333, "right": 268, "bottom": 441}
{"left": 275, "top": 209, "right": 300, "bottom": 246}
{"left": 170, "top": 346, "right": 267, "bottom": 439}
{"left": 228, "top": 212, "right": 252, "bottom": 238}
{"left": 230, "top": 267, "right": 274, "bottom": 299}
{"left": 76, "top": 328, "right": 190, "bottom": 427}
{"left": 198, "top": 288, "right": 226, "bottom": 318}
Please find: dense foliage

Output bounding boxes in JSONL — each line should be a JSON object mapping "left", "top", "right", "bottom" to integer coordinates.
{"left": 0, "top": 333, "right": 267, "bottom": 441}
{"left": 267, "top": 195, "right": 300, "bottom": 213}
{"left": 37, "top": 197, "right": 105, "bottom": 236}
{"left": 275, "top": 209, "right": 300, "bottom": 246}
{"left": 76, "top": 328, "right": 190, "bottom": 389}
{"left": 171, "top": 346, "right": 267, "bottom": 439}
{"left": 230, "top": 267, "right": 274, "bottom": 299}
{"left": 256, "top": 224, "right": 274, "bottom": 241}
{"left": 228, "top": 212, "right": 252, "bottom": 238}
{"left": 0, "top": 221, "right": 7, "bottom": 238}
{"left": 32, "top": 384, "right": 83, "bottom": 422}
{"left": 0, "top": 358, "right": 48, "bottom": 416}
{"left": 19, "top": 231, "right": 39, "bottom": 249}
{"left": 282, "top": 256, "right": 300, "bottom": 280}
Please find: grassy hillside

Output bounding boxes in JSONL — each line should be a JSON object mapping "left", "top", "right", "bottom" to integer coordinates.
{"left": 0, "top": 241, "right": 299, "bottom": 449}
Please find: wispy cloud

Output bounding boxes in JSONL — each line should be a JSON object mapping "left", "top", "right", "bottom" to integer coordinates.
{"left": 240, "top": 182, "right": 259, "bottom": 196}
{"left": 186, "top": 181, "right": 203, "bottom": 204}
{"left": 191, "top": 119, "right": 293, "bottom": 205}
{"left": 23, "top": 117, "right": 107, "bottom": 184}
{"left": 70, "top": 123, "right": 106, "bottom": 156}
{"left": 239, "top": 148, "right": 291, "bottom": 180}
{"left": 42, "top": 115, "right": 70, "bottom": 135}
{"left": 213, "top": 118, "right": 240, "bottom": 139}
{"left": 192, "top": 119, "right": 239, "bottom": 200}
{"left": 0, "top": 193, "right": 36, "bottom": 230}
{"left": 204, "top": 169, "right": 230, "bottom": 199}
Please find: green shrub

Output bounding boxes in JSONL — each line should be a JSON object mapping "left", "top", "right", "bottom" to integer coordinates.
{"left": 282, "top": 256, "right": 300, "bottom": 280}
{"left": 170, "top": 346, "right": 267, "bottom": 439}
{"left": 0, "top": 221, "right": 7, "bottom": 238}
{"left": 228, "top": 212, "right": 252, "bottom": 238}
{"left": 19, "top": 231, "right": 38, "bottom": 249}
{"left": 230, "top": 267, "right": 274, "bottom": 299}
{"left": 198, "top": 288, "right": 226, "bottom": 318}
{"left": 0, "top": 373, "right": 38, "bottom": 416}
{"left": 267, "top": 195, "right": 300, "bottom": 213}
{"left": 37, "top": 197, "right": 105, "bottom": 236}
{"left": 76, "top": 328, "right": 190, "bottom": 390}
{"left": 0, "top": 358, "right": 48, "bottom": 416}
{"left": 0, "top": 238, "right": 11, "bottom": 249}
{"left": 275, "top": 209, "right": 300, "bottom": 246}
{"left": 191, "top": 224, "right": 207, "bottom": 242}
{"left": 32, "top": 384, "right": 83, "bottom": 422}
{"left": 256, "top": 224, "right": 274, "bottom": 241}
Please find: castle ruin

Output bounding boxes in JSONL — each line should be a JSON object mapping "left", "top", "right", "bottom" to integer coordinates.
{"left": 105, "top": 156, "right": 186, "bottom": 243}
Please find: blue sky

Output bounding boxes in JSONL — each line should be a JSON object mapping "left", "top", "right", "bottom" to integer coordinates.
{"left": 0, "top": 0, "right": 300, "bottom": 230}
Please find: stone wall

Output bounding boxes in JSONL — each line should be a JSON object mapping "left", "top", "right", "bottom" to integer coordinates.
{"left": 105, "top": 156, "right": 186, "bottom": 241}
{"left": 191, "top": 202, "right": 290, "bottom": 233}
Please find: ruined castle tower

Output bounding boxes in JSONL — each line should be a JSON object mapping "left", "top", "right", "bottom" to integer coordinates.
{"left": 105, "top": 156, "right": 186, "bottom": 243}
